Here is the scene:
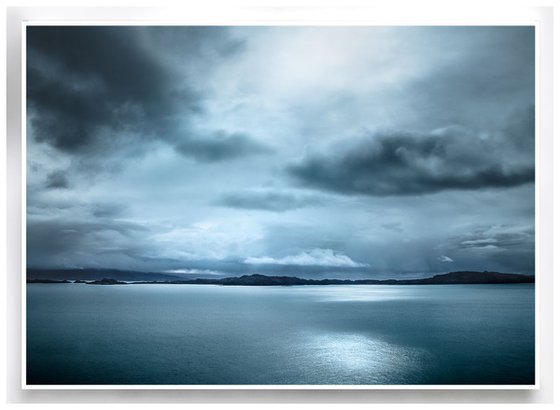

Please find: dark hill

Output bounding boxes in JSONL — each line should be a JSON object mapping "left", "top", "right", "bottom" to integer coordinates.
{"left": 27, "top": 269, "right": 535, "bottom": 286}
{"left": 403, "top": 271, "right": 535, "bottom": 284}
{"left": 86, "top": 278, "right": 128, "bottom": 285}
{"left": 130, "top": 271, "right": 534, "bottom": 286}
{"left": 26, "top": 268, "right": 183, "bottom": 282}
{"left": 26, "top": 279, "right": 71, "bottom": 284}
{"left": 211, "top": 271, "right": 534, "bottom": 286}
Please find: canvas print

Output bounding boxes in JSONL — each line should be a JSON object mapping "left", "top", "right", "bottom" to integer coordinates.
{"left": 25, "top": 26, "right": 535, "bottom": 386}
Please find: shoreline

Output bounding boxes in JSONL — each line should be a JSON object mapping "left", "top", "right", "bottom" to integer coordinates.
{"left": 27, "top": 271, "right": 535, "bottom": 286}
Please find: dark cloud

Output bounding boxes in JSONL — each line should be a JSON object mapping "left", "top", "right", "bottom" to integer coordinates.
{"left": 26, "top": 195, "right": 125, "bottom": 219}
{"left": 45, "top": 170, "right": 69, "bottom": 189}
{"left": 26, "top": 217, "right": 149, "bottom": 267}
{"left": 91, "top": 203, "right": 126, "bottom": 218}
{"left": 455, "top": 225, "right": 534, "bottom": 251}
{"left": 27, "top": 26, "right": 250, "bottom": 163}
{"left": 217, "top": 190, "right": 322, "bottom": 212}
{"left": 381, "top": 222, "right": 403, "bottom": 233}
{"left": 144, "top": 26, "right": 246, "bottom": 60}
{"left": 27, "top": 26, "right": 188, "bottom": 151}
{"left": 442, "top": 224, "right": 535, "bottom": 274}
{"left": 289, "top": 111, "right": 534, "bottom": 196}
{"left": 501, "top": 104, "right": 535, "bottom": 153}
{"left": 175, "top": 131, "right": 270, "bottom": 162}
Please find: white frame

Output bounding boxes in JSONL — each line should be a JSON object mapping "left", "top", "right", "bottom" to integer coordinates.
{"left": 6, "top": 5, "right": 554, "bottom": 403}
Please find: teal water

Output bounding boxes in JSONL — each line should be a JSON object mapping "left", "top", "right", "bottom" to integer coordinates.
{"left": 26, "top": 284, "right": 534, "bottom": 385}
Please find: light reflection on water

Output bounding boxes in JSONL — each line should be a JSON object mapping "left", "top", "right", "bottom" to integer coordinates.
{"left": 300, "top": 285, "right": 426, "bottom": 303}
{"left": 302, "top": 332, "right": 432, "bottom": 384}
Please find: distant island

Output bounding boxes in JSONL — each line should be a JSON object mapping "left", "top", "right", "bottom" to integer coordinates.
{"left": 27, "top": 279, "right": 72, "bottom": 284}
{"left": 87, "top": 278, "right": 128, "bottom": 285}
{"left": 26, "top": 268, "right": 185, "bottom": 282}
{"left": 27, "top": 271, "right": 535, "bottom": 286}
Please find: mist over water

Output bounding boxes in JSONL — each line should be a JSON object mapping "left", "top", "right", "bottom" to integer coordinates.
{"left": 26, "top": 284, "right": 534, "bottom": 385}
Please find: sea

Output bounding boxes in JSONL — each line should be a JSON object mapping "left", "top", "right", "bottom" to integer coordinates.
{"left": 26, "top": 283, "right": 535, "bottom": 385}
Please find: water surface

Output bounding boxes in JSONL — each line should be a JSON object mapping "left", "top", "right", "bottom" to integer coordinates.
{"left": 26, "top": 284, "right": 535, "bottom": 385}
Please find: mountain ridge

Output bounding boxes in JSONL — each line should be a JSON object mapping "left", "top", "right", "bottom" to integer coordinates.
{"left": 27, "top": 270, "right": 535, "bottom": 285}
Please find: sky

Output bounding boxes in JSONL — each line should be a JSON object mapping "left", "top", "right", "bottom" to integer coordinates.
{"left": 26, "top": 26, "right": 535, "bottom": 279}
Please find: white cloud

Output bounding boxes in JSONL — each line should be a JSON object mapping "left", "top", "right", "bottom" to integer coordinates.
{"left": 244, "top": 248, "right": 369, "bottom": 268}
{"left": 438, "top": 255, "right": 454, "bottom": 263}
{"left": 461, "top": 238, "right": 498, "bottom": 246}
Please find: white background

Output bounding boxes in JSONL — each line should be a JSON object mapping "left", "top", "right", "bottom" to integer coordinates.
{"left": 1, "top": 0, "right": 558, "bottom": 408}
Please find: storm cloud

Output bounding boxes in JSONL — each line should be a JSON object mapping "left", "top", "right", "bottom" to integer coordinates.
{"left": 435, "top": 224, "right": 536, "bottom": 274}
{"left": 26, "top": 217, "right": 149, "bottom": 268}
{"left": 289, "top": 113, "right": 534, "bottom": 196}
{"left": 45, "top": 170, "right": 69, "bottom": 189}
{"left": 26, "top": 26, "right": 262, "bottom": 163}
{"left": 217, "top": 189, "right": 323, "bottom": 212}
{"left": 27, "top": 26, "right": 187, "bottom": 151}
{"left": 175, "top": 131, "right": 270, "bottom": 162}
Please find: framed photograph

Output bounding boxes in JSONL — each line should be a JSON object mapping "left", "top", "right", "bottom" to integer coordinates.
{"left": 6, "top": 4, "right": 554, "bottom": 403}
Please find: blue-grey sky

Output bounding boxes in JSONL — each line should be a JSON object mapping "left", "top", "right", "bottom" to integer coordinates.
{"left": 26, "top": 26, "right": 535, "bottom": 278}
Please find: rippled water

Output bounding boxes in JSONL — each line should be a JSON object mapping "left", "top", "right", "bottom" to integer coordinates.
{"left": 26, "top": 284, "right": 534, "bottom": 385}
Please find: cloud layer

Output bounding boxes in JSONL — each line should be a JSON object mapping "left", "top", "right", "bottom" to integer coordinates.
{"left": 26, "top": 26, "right": 535, "bottom": 276}
{"left": 289, "top": 114, "right": 534, "bottom": 197}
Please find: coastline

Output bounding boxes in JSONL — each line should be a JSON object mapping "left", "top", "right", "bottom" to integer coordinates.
{"left": 26, "top": 271, "right": 535, "bottom": 286}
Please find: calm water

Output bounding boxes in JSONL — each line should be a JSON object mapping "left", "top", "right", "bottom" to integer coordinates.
{"left": 26, "top": 284, "right": 534, "bottom": 385}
